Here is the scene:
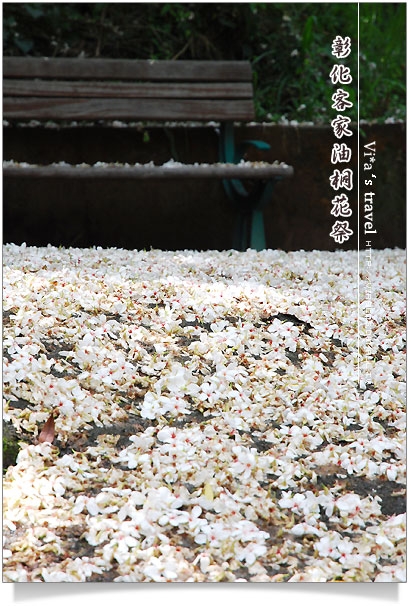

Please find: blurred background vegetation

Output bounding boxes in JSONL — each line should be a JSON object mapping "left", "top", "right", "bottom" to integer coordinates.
{"left": 3, "top": 2, "right": 406, "bottom": 123}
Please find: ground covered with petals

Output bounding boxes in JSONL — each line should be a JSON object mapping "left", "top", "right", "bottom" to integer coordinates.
{"left": 3, "top": 245, "right": 406, "bottom": 582}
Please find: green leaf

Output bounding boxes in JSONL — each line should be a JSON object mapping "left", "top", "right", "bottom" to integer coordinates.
{"left": 301, "top": 15, "right": 314, "bottom": 54}
{"left": 15, "top": 38, "right": 33, "bottom": 54}
{"left": 24, "top": 5, "right": 44, "bottom": 19}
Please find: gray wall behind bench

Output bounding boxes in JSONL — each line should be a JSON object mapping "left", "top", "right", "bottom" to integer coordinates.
{"left": 3, "top": 123, "right": 405, "bottom": 251}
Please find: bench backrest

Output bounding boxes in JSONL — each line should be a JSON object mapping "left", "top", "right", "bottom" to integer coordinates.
{"left": 3, "top": 57, "right": 255, "bottom": 122}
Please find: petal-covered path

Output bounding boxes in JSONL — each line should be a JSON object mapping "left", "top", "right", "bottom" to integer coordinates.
{"left": 3, "top": 245, "right": 405, "bottom": 582}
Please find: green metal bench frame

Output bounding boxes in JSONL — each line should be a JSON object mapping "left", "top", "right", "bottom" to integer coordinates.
{"left": 219, "top": 122, "right": 286, "bottom": 250}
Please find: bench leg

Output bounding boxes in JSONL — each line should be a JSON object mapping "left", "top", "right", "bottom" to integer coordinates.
{"left": 250, "top": 209, "right": 265, "bottom": 251}
{"left": 233, "top": 212, "right": 249, "bottom": 251}
{"left": 249, "top": 178, "right": 276, "bottom": 250}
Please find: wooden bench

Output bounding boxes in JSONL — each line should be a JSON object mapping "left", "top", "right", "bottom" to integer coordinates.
{"left": 3, "top": 57, "right": 293, "bottom": 250}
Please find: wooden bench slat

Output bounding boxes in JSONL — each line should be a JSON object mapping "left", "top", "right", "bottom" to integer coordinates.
{"left": 3, "top": 57, "right": 252, "bottom": 82}
{"left": 3, "top": 97, "right": 255, "bottom": 121}
{"left": 3, "top": 163, "right": 294, "bottom": 180}
{"left": 3, "top": 80, "right": 253, "bottom": 100}
{"left": 3, "top": 56, "right": 294, "bottom": 251}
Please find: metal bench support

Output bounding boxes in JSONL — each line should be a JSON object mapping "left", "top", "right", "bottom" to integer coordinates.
{"left": 219, "top": 122, "right": 285, "bottom": 251}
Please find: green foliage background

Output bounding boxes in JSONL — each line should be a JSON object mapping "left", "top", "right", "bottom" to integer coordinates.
{"left": 3, "top": 2, "right": 406, "bottom": 123}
